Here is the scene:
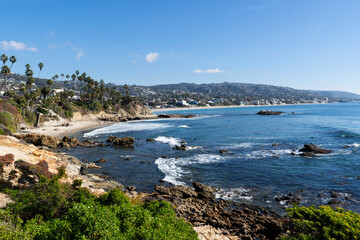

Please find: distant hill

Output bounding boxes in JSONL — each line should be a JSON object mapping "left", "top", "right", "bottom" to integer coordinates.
{"left": 310, "top": 90, "right": 360, "bottom": 100}
{"left": 144, "top": 82, "right": 360, "bottom": 101}
{"left": 146, "top": 82, "right": 320, "bottom": 100}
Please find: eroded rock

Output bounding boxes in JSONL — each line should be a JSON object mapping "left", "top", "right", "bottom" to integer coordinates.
{"left": 299, "top": 143, "right": 332, "bottom": 154}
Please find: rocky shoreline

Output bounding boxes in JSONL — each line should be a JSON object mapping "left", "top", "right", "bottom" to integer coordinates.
{"left": 0, "top": 108, "right": 350, "bottom": 239}
{"left": 0, "top": 133, "right": 293, "bottom": 239}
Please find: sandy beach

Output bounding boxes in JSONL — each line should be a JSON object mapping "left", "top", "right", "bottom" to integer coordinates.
{"left": 21, "top": 121, "right": 113, "bottom": 138}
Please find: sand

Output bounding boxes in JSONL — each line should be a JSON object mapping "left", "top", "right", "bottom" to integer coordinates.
{"left": 21, "top": 121, "right": 113, "bottom": 138}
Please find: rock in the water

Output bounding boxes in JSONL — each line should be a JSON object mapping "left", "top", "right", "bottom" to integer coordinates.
{"left": 257, "top": 110, "right": 283, "bottom": 115}
{"left": 146, "top": 138, "right": 156, "bottom": 142}
{"left": 107, "top": 136, "right": 135, "bottom": 147}
{"left": 275, "top": 192, "right": 301, "bottom": 204}
{"left": 299, "top": 143, "right": 332, "bottom": 154}
{"left": 219, "top": 150, "right": 229, "bottom": 154}
{"left": 95, "top": 158, "right": 106, "bottom": 163}
{"left": 174, "top": 144, "right": 187, "bottom": 150}
{"left": 157, "top": 114, "right": 171, "bottom": 118}
{"left": 87, "top": 162, "right": 102, "bottom": 169}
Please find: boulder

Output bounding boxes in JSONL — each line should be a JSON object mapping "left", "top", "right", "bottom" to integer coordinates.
{"left": 0, "top": 154, "right": 15, "bottom": 166}
{"left": 174, "top": 144, "right": 187, "bottom": 150}
{"left": 87, "top": 163, "right": 102, "bottom": 169}
{"left": 146, "top": 138, "right": 156, "bottom": 142}
{"left": 219, "top": 150, "right": 229, "bottom": 154}
{"left": 107, "top": 136, "right": 135, "bottom": 147}
{"left": 155, "top": 185, "right": 198, "bottom": 199}
{"left": 299, "top": 143, "right": 332, "bottom": 154}
{"left": 95, "top": 158, "right": 106, "bottom": 163}
{"left": 69, "top": 137, "right": 80, "bottom": 147}
{"left": 157, "top": 114, "right": 171, "bottom": 118}
{"left": 192, "top": 182, "right": 216, "bottom": 200}
{"left": 256, "top": 110, "right": 283, "bottom": 115}
{"left": 40, "top": 135, "right": 59, "bottom": 148}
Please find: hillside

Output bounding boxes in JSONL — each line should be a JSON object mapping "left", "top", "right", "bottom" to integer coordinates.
{"left": 311, "top": 90, "right": 360, "bottom": 100}
{"left": 147, "top": 82, "right": 321, "bottom": 100}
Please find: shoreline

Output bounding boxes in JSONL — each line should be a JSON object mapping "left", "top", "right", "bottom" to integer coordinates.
{"left": 151, "top": 102, "right": 330, "bottom": 113}
{"left": 21, "top": 120, "right": 114, "bottom": 138}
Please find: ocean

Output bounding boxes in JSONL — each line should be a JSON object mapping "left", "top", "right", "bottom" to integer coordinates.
{"left": 67, "top": 102, "right": 360, "bottom": 213}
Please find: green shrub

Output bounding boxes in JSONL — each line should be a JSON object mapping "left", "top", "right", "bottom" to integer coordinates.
{"left": 2, "top": 175, "right": 198, "bottom": 240}
{"left": 97, "top": 188, "right": 131, "bottom": 206}
{"left": 36, "top": 106, "right": 48, "bottom": 115}
{"left": 24, "top": 108, "right": 36, "bottom": 126}
{"left": 283, "top": 205, "right": 360, "bottom": 240}
{"left": 0, "top": 112, "right": 17, "bottom": 133}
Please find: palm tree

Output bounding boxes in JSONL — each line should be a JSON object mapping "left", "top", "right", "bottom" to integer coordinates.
{"left": 38, "top": 62, "right": 44, "bottom": 78}
{"left": 25, "top": 65, "right": 34, "bottom": 93}
{"left": 1, "top": 65, "right": 10, "bottom": 94}
{"left": 9, "top": 56, "right": 16, "bottom": 70}
{"left": 47, "top": 79, "right": 53, "bottom": 86}
{"left": 61, "top": 73, "right": 64, "bottom": 81}
{"left": 1, "top": 54, "right": 8, "bottom": 66}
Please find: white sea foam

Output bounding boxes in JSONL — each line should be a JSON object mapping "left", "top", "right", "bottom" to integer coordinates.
{"left": 225, "top": 142, "right": 260, "bottom": 149}
{"left": 245, "top": 149, "right": 293, "bottom": 159}
{"left": 216, "top": 187, "right": 253, "bottom": 201}
{"left": 349, "top": 143, "right": 360, "bottom": 148}
{"left": 178, "top": 125, "right": 191, "bottom": 128}
{"left": 155, "top": 136, "right": 182, "bottom": 146}
{"left": 187, "top": 146, "right": 203, "bottom": 150}
{"left": 84, "top": 121, "right": 172, "bottom": 138}
{"left": 155, "top": 154, "right": 225, "bottom": 185}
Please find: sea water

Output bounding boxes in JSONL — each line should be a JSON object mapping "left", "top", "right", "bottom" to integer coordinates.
{"left": 67, "top": 102, "right": 360, "bottom": 213}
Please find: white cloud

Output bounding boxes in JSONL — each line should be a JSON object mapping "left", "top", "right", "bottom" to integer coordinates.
{"left": 0, "top": 40, "right": 38, "bottom": 52}
{"left": 66, "top": 41, "right": 84, "bottom": 60}
{"left": 146, "top": 52, "right": 159, "bottom": 63}
{"left": 206, "top": 68, "right": 223, "bottom": 73}
{"left": 76, "top": 50, "right": 84, "bottom": 60}
{"left": 194, "top": 68, "right": 224, "bottom": 74}
{"left": 48, "top": 44, "right": 57, "bottom": 50}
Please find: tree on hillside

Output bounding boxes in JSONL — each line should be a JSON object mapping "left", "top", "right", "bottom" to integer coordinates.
{"left": 9, "top": 56, "right": 16, "bottom": 70}
{"left": 38, "top": 62, "right": 44, "bottom": 78}
{"left": 1, "top": 65, "right": 10, "bottom": 93}
{"left": 1, "top": 54, "right": 8, "bottom": 66}
{"left": 25, "top": 65, "right": 34, "bottom": 93}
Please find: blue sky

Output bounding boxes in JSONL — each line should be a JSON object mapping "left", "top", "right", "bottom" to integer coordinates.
{"left": 1, "top": 0, "right": 360, "bottom": 94}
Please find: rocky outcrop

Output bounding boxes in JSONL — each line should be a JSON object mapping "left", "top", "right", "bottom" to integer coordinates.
{"left": 299, "top": 143, "right": 332, "bottom": 154}
{"left": 257, "top": 110, "right": 283, "bottom": 115}
{"left": 157, "top": 114, "right": 197, "bottom": 119}
{"left": 107, "top": 136, "right": 135, "bottom": 147}
{"left": 0, "top": 135, "right": 122, "bottom": 193}
{"left": 153, "top": 183, "right": 289, "bottom": 239}
{"left": 16, "top": 133, "right": 100, "bottom": 149}
{"left": 21, "top": 133, "right": 59, "bottom": 148}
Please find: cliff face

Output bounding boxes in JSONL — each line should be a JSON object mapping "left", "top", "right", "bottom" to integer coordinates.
{"left": 38, "top": 103, "right": 154, "bottom": 127}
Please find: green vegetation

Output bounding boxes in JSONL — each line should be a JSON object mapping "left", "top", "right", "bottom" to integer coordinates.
{"left": 282, "top": 205, "right": 360, "bottom": 240}
{"left": 0, "top": 111, "right": 18, "bottom": 134}
{"left": 0, "top": 170, "right": 198, "bottom": 240}
{"left": 0, "top": 53, "right": 138, "bottom": 130}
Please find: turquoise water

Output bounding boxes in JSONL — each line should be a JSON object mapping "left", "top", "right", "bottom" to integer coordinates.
{"left": 67, "top": 102, "right": 360, "bottom": 212}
